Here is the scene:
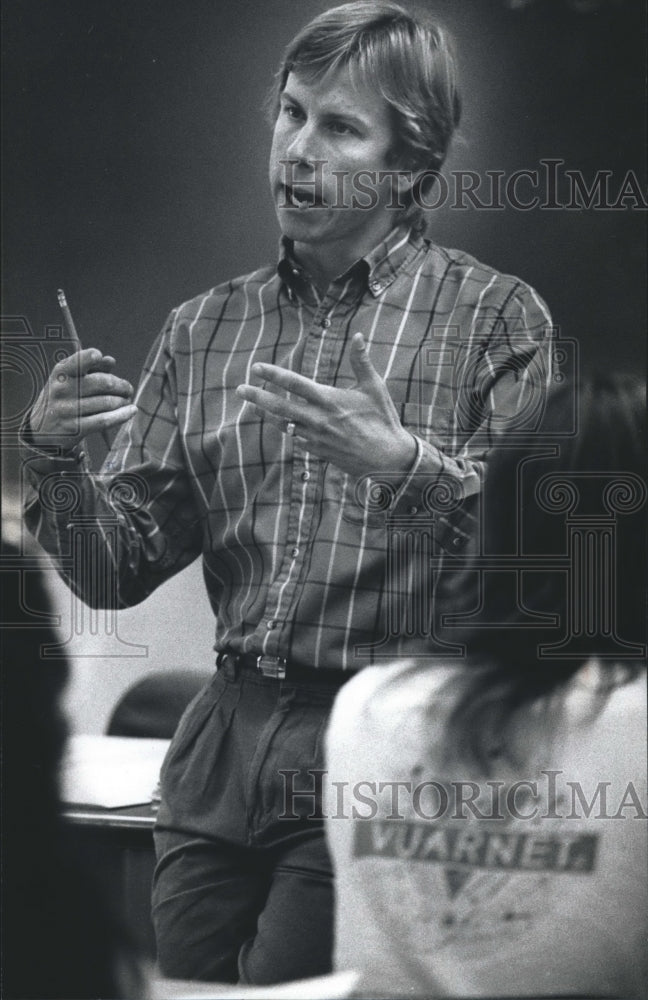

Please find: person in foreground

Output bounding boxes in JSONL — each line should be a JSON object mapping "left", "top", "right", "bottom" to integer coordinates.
{"left": 325, "top": 375, "right": 647, "bottom": 998}
{"left": 21, "top": 1, "right": 553, "bottom": 984}
{"left": 1, "top": 536, "right": 145, "bottom": 1000}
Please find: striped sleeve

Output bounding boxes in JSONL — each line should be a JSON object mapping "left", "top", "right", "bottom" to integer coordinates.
{"left": 21, "top": 311, "right": 203, "bottom": 608}
{"left": 392, "top": 279, "right": 553, "bottom": 551}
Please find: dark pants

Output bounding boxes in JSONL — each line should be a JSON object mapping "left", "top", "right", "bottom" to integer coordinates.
{"left": 152, "top": 659, "right": 343, "bottom": 985}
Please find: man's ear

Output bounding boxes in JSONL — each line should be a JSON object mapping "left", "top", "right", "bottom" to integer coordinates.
{"left": 390, "top": 165, "right": 415, "bottom": 204}
{"left": 379, "top": 164, "right": 415, "bottom": 212}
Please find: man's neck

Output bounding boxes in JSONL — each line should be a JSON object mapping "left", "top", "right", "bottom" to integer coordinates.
{"left": 291, "top": 247, "right": 345, "bottom": 297}
{"left": 292, "top": 222, "right": 402, "bottom": 296}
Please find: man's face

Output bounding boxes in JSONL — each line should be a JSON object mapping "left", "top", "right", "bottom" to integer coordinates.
{"left": 269, "top": 67, "right": 407, "bottom": 254}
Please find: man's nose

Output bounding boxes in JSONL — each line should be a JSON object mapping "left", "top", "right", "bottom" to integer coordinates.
{"left": 286, "top": 122, "right": 320, "bottom": 168}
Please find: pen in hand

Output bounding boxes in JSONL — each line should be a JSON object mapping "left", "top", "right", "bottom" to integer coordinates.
{"left": 57, "top": 288, "right": 114, "bottom": 451}
{"left": 57, "top": 288, "right": 82, "bottom": 349}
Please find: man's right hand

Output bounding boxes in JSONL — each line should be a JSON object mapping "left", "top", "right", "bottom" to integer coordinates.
{"left": 29, "top": 348, "right": 137, "bottom": 451}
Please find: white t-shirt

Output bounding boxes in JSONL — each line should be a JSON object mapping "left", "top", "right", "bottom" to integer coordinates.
{"left": 324, "top": 660, "right": 647, "bottom": 998}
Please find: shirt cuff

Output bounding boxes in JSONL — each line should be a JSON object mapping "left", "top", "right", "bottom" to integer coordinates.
{"left": 390, "top": 435, "right": 478, "bottom": 553}
{"left": 19, "top": 414, "right": 89, "bottom": 478}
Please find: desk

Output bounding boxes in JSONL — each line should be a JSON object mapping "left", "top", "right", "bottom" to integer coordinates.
{"left": 62, "top": 735, "right": 170, "bottom": 957}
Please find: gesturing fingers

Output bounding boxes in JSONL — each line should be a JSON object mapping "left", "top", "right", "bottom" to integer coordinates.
{"left": 51, "top": 353, "right": 134, "bottom": 401}
{"left": 30, "top": 346, "right": 137, "bottom": 449}
{"left": 236, "top": 382, "right": 311, "bottom": 427}
{"left": 250, "top": 405, "right": 306, "bottom": 442}
{"left": 249, "top": 362, "right": 324, "bottom": 404}
{"left": 349, "top": 332, "right": 385, "bottom": 394}
{"left": 78, "top": 371, "right": 134, "bottom": 399}
{"left": 52, "top": 347, "right": 107, "bottom": 380}
{"left": 68, "top": 394, "right": 136, "bottom": 416}
{"left": 74, "top": 403, "right": 138, "bottom": 436}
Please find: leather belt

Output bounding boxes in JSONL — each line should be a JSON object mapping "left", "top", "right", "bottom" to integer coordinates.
{"left": 216, "top": 649, "right": 351, "bottom": 687}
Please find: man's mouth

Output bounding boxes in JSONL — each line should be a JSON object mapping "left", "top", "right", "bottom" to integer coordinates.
{"left": 281, "top": 184, "right": 325, "bottom": 210}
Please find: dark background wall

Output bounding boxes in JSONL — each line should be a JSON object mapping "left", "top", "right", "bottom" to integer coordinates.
{"left": 2, "top": 0, "right": 646, "bottom": 489}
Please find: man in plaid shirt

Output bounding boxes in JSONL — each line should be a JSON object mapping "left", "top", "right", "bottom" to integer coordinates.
{"left": 23, "top": 1, "right": 552, "bottom": 984}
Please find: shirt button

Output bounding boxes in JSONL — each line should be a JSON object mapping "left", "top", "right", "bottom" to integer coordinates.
{"left": 266, "top": 620, "right": 277, "bottom": 630}
{"left": 452, "top": 536, "right": 466, "bottom": 550}
{"left": 291, "top": 546, "right": 300, "bottom": 558}
{"left": 301, "top": 471, "right": 310, "bottom": 482}
{"left": 321, "top": 317, "right": 331, "bottom": 328}
{"left": 409, "top": 506, "right": 419, "bottom": 515}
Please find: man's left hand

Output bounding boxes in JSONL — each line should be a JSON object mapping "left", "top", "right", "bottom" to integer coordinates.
{"left": 236, "top": 332, "right": 417, "bottom": 478}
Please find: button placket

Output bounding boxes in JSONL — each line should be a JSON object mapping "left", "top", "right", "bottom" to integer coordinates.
{"left": 259, "top": 298, "right": 343, "bottom": 650}
{"left": 260, "top": 465, "right": 318, "bottom": 654}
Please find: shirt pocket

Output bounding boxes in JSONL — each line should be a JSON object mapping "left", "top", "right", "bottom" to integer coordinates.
{"left": 324, "top": 464, "right": 391, "bottom": 528}
{"left": 402, "top": 401, "right": 453, "bottom": 448}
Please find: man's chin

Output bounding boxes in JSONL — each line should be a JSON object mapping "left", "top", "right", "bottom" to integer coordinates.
{"left": 275, "top": 206, "right": 328, "bottom": 242}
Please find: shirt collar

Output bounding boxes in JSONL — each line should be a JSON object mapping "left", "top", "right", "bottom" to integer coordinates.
{"left": 277, "top": 222, "right": 425, "bottom": 299}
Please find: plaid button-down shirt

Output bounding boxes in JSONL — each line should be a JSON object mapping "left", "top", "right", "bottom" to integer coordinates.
{"left": 24, "top": 224, "right": 552, "bottom": 670}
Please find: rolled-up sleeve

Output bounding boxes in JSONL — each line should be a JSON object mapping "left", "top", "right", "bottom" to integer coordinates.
{"left": 391, "top": 281, "right": 554, "bottom": 552}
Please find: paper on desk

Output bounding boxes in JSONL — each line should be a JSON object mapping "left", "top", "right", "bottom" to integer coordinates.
{"left": 152, "top": 970, "right": 359, "bottom": 999}
{"left": 61, "top": 734, "right": 171, "bottom": 808}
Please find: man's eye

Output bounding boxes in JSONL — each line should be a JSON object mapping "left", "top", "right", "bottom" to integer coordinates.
{"left": 282, "top": 104, "right": 302, "bottom": 121}
{"left": 328, "top": 121, "right": 356, "bottom": 136}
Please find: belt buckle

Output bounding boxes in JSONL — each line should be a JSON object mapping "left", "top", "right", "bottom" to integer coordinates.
{"left": 256, "top": 655, "right": 287, "bottom": 680}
